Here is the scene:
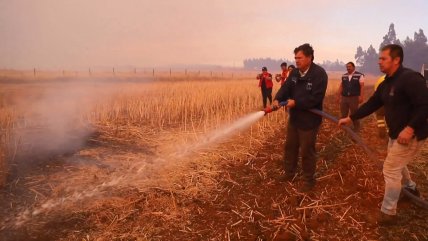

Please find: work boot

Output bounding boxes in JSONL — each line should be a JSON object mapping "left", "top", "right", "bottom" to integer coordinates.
{"left": 378, "top": 212, "right": 397, "bottom": 226}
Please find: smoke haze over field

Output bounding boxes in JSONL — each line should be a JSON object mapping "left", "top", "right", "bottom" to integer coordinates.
{"left": 8, "top": 82, "right": 118, "bottom": 160}
{"left": 0, "top": 0, "right": 427, "bottom": 69}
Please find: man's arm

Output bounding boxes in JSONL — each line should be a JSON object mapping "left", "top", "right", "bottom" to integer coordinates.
{"left": 294, "top": 69, "right": 328, "bottom": 110}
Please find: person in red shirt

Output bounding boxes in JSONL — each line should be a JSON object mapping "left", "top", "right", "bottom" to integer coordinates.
{"left": 257, "top": 66, "right": 273, "bottom": 108}
{"left": 275, "top": 62, "right": 288, "bottom": 86}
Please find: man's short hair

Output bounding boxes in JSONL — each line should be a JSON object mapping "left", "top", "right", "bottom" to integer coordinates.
{"left": 280, "top": 62, "right": 287, "bottom": 67}
{"left": 294, "top": 43, "right": 314, "bottom": 61}
{"left": 346, "top": 62, "right": 355, "bottom": 67}
{"left": 381, "top": 44, "right": 404, "bottom": 64}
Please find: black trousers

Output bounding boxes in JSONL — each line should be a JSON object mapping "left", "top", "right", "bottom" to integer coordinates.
{"left": 284, "top": 122, "right": 319, "bottom": 184}
{"left": 261, "top": 88, "right": 272, "bottom": 108}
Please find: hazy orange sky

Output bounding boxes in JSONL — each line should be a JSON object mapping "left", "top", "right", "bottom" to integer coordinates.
{"left": 1, "top": 0, "right": 427, "bottom": 69}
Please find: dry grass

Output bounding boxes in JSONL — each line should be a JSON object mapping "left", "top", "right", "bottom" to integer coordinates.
{"left": 0, "top": 71, "right": 344, "bottom": 240}
{"left": 0, "top": 107, "right": 14, "bottom": 187}
{"left": 0, "top": 72, "right": 283, "bottom": 187}
{"left": 2, "top": 72, "right": 426, "bottom": 240}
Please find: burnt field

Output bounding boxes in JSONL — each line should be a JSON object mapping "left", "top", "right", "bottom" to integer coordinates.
{"left": 0, "top": 75, "right": 427, "bottom": 241}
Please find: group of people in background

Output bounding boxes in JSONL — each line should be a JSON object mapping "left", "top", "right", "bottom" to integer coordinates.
{"left": 256, "top": 64, "right": 295, "bottom": 108}
{"left": 256, "top": 43, "right": 428, "bottom": 226}
{"left": 257, "top": 59, "right": 366, "bottom": 132}
{"left": 257, "top": 54, "right": 389, "bottom": 137}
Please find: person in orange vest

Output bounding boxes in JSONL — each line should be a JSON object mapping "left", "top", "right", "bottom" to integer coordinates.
{"left": 257, "top": 66, "right": 273, "bottom": 108}
{"left": 275, "top": 62, "right": 288, "bottom": 86}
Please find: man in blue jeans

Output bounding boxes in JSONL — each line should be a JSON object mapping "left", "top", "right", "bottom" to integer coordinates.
{"left": 339, "top": 44, "right": 428, "bottom": 225}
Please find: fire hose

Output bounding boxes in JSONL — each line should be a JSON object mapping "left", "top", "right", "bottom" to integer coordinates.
{"left": 264, "top": 100, "right": 428, "bottom": 210}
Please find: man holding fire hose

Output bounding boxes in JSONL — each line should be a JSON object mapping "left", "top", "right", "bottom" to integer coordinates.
{"left": 273, "top": 43, "right": 328, "bottom": 192}
{"left": 339, "top": 44, "right": 428, "bottom": 225}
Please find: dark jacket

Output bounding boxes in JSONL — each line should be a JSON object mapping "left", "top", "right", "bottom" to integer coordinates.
{"left": 350, "top": 66, "right": 428, "bottom": 140}
{"left": 274, "top": 63, "right": 328, "bottom": 130}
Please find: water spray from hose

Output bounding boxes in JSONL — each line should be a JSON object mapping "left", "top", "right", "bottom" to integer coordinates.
{"left": 9, "top": 110, "right": 269, "bottom": 228}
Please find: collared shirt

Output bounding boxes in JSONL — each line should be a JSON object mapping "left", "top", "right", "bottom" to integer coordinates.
{"left": 347, "top": 71, "right": 365, "bottom": 83}
{"left": 299, "top": 66, "right": 310, "bottom": 77}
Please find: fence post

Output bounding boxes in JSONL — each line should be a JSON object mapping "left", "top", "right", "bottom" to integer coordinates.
{"left": 170, "top": 68, "right": 172, "bottom": 77}
{"left": 113, "top": 67, "right": 115, "bottom": 76}
{"left": 33, "top": 68, "right": 36, "bottom": 77}
{"left": 152, "top": 68, "right": 155, "bottom": 77}
{"left": 89, "top": 68, "right": 91, "bottom": 76}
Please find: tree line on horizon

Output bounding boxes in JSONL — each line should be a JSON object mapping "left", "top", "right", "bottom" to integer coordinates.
{"left": 243, "top": 57, "right": 346, "bottom": 72}
{"left": 243, "top": 23, "right": 428, "bottom": 74}
{"left": 356, "top": 23, "right": 428, "bottom": 74}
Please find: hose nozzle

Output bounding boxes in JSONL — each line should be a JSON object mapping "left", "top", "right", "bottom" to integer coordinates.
{"left": 264, "top": 106, "right": 279, "bottom": 115}
{"left": 263, "top": 101, "right": 288, "bottom": 115}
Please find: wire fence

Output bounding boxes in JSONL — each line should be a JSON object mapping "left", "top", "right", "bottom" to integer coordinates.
{"left": 0, "top": 68, "right": 262, "bottom": 81}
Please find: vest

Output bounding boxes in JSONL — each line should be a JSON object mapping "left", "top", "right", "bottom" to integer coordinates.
{"left": 258, "top": 72, "right": 273, "bottom": 89}
{"left": 341, "top": 71, "right": 363, "bottom": 96}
